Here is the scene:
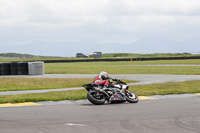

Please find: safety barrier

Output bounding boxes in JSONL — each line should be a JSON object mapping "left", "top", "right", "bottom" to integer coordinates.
{"left": 0, "top": 62, "right": 44, "bottom": 76}
{"left": 43, "top": 56, "right": 200, "bottom": 63}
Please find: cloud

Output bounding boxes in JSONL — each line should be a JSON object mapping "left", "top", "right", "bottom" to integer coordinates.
{"left": 1, "top": 0, "right": 200, "bottom": 27}
{"left": 0, "top": 0, "right": 200, "bottom": 53}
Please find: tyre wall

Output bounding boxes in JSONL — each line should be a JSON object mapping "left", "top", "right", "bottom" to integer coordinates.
{"left": 0, "top": 62, "right": 44, "bottom": 76}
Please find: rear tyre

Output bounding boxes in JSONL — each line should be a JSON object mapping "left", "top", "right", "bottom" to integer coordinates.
{"left": 125, "top": 91, "right": 139, "bottom": 103}
{"left": 87, "top": 91, "right": 106, "bottom": 105}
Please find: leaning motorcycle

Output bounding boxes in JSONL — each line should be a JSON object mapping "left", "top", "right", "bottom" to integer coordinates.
{"left": 82, "top": 80, "right": 139, "bottom": 105}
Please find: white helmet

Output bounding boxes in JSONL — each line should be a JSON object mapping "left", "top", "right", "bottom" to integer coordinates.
{"left": 99, "top": 71, "right": 109, "bottom": 80}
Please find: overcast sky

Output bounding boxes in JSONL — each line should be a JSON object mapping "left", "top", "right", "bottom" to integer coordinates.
{"left": 0, "top": 0, "right": 200, "bottom": 56}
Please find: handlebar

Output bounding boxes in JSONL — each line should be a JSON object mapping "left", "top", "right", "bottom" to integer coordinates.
{"left": 116, "top": 80, "right": 127, "bottom": 85}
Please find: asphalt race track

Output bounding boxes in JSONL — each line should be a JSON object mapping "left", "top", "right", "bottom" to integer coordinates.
{"left": 0, "top": 96, "right": 200, "bottom": 133}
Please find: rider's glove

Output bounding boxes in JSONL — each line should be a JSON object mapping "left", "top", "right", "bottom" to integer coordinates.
{"left": 109, "top": 79, "right": 113, "bottom": 83}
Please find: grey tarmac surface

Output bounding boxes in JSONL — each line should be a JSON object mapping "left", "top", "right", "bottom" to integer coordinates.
{"left": 0, "top": 97, "right": 200, "bottom": 133}
{"left": 1, "top": 74, "right": 200, "bottom": 95}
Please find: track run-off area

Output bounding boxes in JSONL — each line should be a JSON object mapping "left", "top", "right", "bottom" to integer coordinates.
{"left": 1, "top": 74, "right": 200, "bottom": 96}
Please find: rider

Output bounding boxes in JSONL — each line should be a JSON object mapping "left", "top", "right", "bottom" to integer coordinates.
{"left": 93, "top": 71, "right": 119, "bottom": 89}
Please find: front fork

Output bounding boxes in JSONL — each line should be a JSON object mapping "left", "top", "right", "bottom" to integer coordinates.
{"left": 121, "top": 87, "right": 129, "bottom": 95}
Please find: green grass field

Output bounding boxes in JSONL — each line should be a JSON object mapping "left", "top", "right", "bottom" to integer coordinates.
{"left": 0, "top": 80, "right": 199, "bottom": 104}
{"left": 0, "top": 78, "right": 137, "bottom": 92}
{"left": 0, "top": 59, "right": 200, "bottom": 103}
{"left": 129, "top": 80, "right": 200, "bottom": 96}
{"left": 45, "top": 59, "right": 200, "bottom": 75}
{"left": 102, "top": 53, "right": 195, "bottom": 58}
{"left": 0, "top": 78, "right": 92, "bottom": 91}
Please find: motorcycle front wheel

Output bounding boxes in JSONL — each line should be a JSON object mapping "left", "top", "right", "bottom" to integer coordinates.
{"left": 125, "top": 90, "right": 139, "bottom": 103}
{"left": 87, "top": 90, "right": 106, "bottom": 105}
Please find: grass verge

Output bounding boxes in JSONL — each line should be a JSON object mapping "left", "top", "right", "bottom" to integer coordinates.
{"left": 129, "top": 80, "right": 200, "bottom": 96}
{"left": 0, "top": 80, "right": 200, "bottom": 104}
{"left": 0, "top": 78, "right": 137, "bottom": 92}
{"left": 45, "top": 60, "right": 200, "bottom": 75}
{"left": 0, "top": 78, "right": 93, "bottom": 91}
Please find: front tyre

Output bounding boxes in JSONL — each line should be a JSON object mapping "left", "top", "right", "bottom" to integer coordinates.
{"left": 125, "top": 91, "right": 139, "bottom": 103}
{"left": 87, "top": 91, "right": 106, "bottom": 105}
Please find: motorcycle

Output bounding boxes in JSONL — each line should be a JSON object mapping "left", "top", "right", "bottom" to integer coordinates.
{"left": 82, "top": 80, "right": 139, "bottom": 105}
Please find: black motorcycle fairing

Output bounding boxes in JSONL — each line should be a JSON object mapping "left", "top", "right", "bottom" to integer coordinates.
{"left": 109, "top": 93, "right": 126, "bottom": 103}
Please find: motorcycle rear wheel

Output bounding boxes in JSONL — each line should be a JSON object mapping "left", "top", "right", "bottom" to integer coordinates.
{"left": 125, "top": 91, "right": 139, "bottom": 103}
{"left": 87, "top": 91, "right": 106, "bottom": 105}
